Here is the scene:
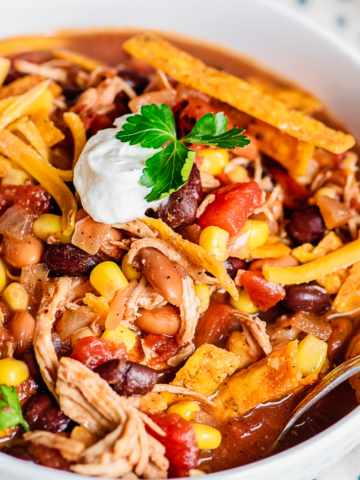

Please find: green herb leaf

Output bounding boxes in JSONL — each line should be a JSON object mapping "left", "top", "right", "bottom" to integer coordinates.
{"left": 141, "top": 143, "right": 196, "bottom": 202}
{"left": 115, "top": 104, "right": 176, "bottom": 148}
{"left": 117, "top": 104, "right": 250, "bottom": 202}
{"left": 0, "top": 384, "right": 29, "bottom": 432}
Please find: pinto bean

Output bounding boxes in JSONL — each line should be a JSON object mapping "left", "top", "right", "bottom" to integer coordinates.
{"left": 286, "top": 206, "right": 325, "bottom": 244}
{"left": 283, "top": 285, "right": 331, "bottom": 315}
{"left": 95, "top": 358, "right": 158, "bottom": 396}
{"left": 195, "top": 303, "right": 238, "bottom": 348}
{"left": 24, "top": 393, "right": 73, "bottom": 433}
{"left": 4, "top": 237, "right": 44, "bottom": 269}
{"left": 43, "top": 244, "right": 102, "bottom": 276}
{"left": 249, "top": 255, "right": 299, "bottom": 271}
{"left": 8, "top": 311, "right": 35, "bottom": 357}
{"left": 151, "top": 164, "right": 203, "bottom": 231}
{"left": 328, "top": 318, "right": 353, "bottom": 362}
{"left": 135, "top": 305, "right": 181, "bottom": 336}
{"left": 223, "top": 257, "right": 246, "bottom": 278}
{"left": 139, "top": 248, "right": 183, "bottom": 306}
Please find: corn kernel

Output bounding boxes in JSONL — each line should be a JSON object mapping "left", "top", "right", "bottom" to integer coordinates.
{"left": 122, "top": 252, "right": 141, "bottom": 281}
{"left": 194, "top": 284, "right": 210, "bottom": 313}
{"left": 314, "top": 187, "right": 337, "bottom": 202}
{"left": 198, "top": 149, "right": 229, "bottom": 176}
{"left": 102, "top": 325, "right": 136, "bottom": 351}
{"left": 227, "top": 165, "right": 249, "bottom": 184}
{"left": 199, "top": 226, "right": 229, "bottom": 262}
{"left": 33, "top": 214, "right": 62, "bottom": 242}
{"left": 0, "top": 358, "right": 29, "bottom": 386}
{"left": 71, "top": 327, "right": 95, "bottom": 349}
{"left": 297, "top": 334, "right": 328, "bottom": 377}
{"left": 0, "top": 258, "right": 7, "bottom": 293}
{"left": 168, "top": 400, "right": 201, "bottom": 421}
{"left": 192, "top": 424, "right": 222, "bottom": 450}
{"left": 90, "top": 261, "right": 128, "bottom": 300}
{"left": 2, "top": 169, "right": 33, "bottom": 186}
{"left": 71, "top": 426, "right": 96, "bottom": 448}
{"left": 241, "top": 220, "right": 269, "bottom": 249}
{"left": 230, "top": 288, "right": 259, "bottom": 314}
{"left": 83, "top": 293, "right": 109, "bottom": 320}
{"left": 2, "top": 282, "right": 28, "bottom": 312}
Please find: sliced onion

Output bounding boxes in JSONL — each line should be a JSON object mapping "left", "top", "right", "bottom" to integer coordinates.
{"left": 0, "top": 204, "right": 34, "bottom": 240}
{"left": 316, "top": 196, "right": 353, "bottom": 230}
{"left": 72, "top": 215, "right": 110, "bottom": 255}
{"left": 291, "top": 311, "right": 332, "bottom": 341}
{"left": 20, "top": 263, "right": 49, "bottom": 306}
{"left": 56, "top": 306, "right": 96, "bottom": 341}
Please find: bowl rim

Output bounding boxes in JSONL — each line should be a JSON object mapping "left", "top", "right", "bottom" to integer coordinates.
{"left": 1, "top": 0, "right": 360, "bottom": 479}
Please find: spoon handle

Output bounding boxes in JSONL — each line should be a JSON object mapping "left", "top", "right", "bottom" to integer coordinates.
{"left": 271, "top": 354, "right": 360, "bottom": 450}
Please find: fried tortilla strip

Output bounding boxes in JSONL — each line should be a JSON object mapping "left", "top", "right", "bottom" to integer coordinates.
{"left": 247, "top": 119, "right": 314, "bottom": 178}
{"left": 124, "top": 35, "right": 354, "bottom": 154}
{"left": 0, "top": 58, "right": 10, "bottom": 88}
{"left": 63, "top": 112, "right": 87, "bottom": 169}
{"left": 239, "top": 235, "right": 291, "bottom": 260}
{"left": 0, "top": 75, "right": 61, "bottom": 100}
{"left": 333, "top": 261, "right": 360, "bottom": 314}
{"left": 30, "top": 108, "right": 65, "bottom": 147}
{"left": 141, "top": 217, "right": 238, "bottom": 300}
{"left": 213, "top": 340, "right": 302, "bottom": 420}
{"left": 53, "top": 49, "right": 105, "bottom": 71}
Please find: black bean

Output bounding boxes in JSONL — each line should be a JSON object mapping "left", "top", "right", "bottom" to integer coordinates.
{"left": 24, "top": 393, "right": 72, "bottom": 433}
{"left": 4, "top": 446, "right": 34, "bottom": 462}
{"left": 22, "top": 346, "right": 43, "bottom": 384}
{"left": 150, "top": 164, "right": 203, "bottom": 231}
{"left": 117, "top": 68, "right": 149, "bottom": 94}
{"left": 286, "top": 206, "right": 325, "bottom": 244}
{"left": 223, "top": 257, "right": 247, "bottom": 279}
{"left": 95, "top": 358, "right": 158, "bottom": 396}
{"left": 43, "top": 244, "right": 102, "bottom": 276}
{"left": 283, "top": 285, "right": 331, "bottom": 315}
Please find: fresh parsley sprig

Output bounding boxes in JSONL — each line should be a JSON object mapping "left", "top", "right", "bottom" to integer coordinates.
{"left": 0, "top": 384, "right": 29, "bottom": 432}
{"left": 116, "top": 104, "right": 250, "bottom": 202}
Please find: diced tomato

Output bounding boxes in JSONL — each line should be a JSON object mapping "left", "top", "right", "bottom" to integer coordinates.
{"left": 145, "top": 334, "right": 179, "bottom": 366}
{"left": 148, "top": 413, "right": 199, "bottom": 478}
{"left": 265, "top": 162, "right": 310, "bottom": 210}
{"left": 71, "top": 337, "right": 128, "bottom": 370}
{"left": 197, "top": 181, "right": 263, "bottom": 236}
{"left": 0, "top": 185, "right": 52, "bottom": 217}
{"left": 173, "top": 98, "right": 234, "bottom": 138}
{"left": 236, "top": 270, "right": 286, "bottom": 311}
{"left": 195, "top": 303, "right": 235, "bottom": 348}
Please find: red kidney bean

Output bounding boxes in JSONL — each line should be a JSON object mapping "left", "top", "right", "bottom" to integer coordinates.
{"left": 151, "top": 165, "right": 203, "bottom": 231}
{"left": 223, "top": 257, "right": 247, "bottom": 279}
{"left": 24, "top": 393, "right": 73, "bottom": 433}
{"left": 43, "top": 244, "right": 102, "bottom": 276}
{"left": 117, "top": 68, "right": 150, "bottom": 94}
{"left": 28, "top": 444, "right": 72, "bottom": 471}
{"left": 4, "top": 446, "right": 34, "bottom": 462}
{"left": 95, "top": 358, "right": 158, "bottom": 396}
{"left": 283, "top": 285, "right": 331, "bottom": 315}
{"left": 286, "top": 206, "right": 325, "bottom": 244}
{"left": 23, "top": 346, "right": 43, "bottom": 384}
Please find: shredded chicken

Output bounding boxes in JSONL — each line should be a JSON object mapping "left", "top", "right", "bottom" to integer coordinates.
{"left": 233, "top": 310, "right": 272, "bottom": 355}
{"left": 177, "top": 275, "right": 201, "bottom": 346}
{"left": 110, "top": 239, "right": 132, "bottom": 250}
{"left": 34, "top": 277, "right": 72, "bottom": 399}
{"left": 24, "top": 431, "right": 85, "bottom": 460}
{"left": 112, "top": 220, "right": 158, "bottom": 239}
{"left": 200, "top": 172, "right": 220, "bottom": 192}
{"left": 127, "top": 238, "right": 219, "bottom": 285}
{"left": 153, "top": 384, "right": 215, "bottom": 407}
{"left": 196, "top": 194, "right": 215, "bottom": 218}
{"left": 167, "top": 344, "right": 195, "bottom": 368}
{"left": 253, "top": 184, "right": 282, "bottom": 222}
{"left": 137, "top": 287, "right": 167, "bottom": 311}
{"left": 56, "top": 358, "right": 168, "bottom": 479}
{"left": 13, "top": 60, "right": 67, "bottom": 83}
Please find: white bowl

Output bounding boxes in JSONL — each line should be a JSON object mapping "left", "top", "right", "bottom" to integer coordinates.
{"left": 1, "top": 1, "right": 360, "bottom": 479}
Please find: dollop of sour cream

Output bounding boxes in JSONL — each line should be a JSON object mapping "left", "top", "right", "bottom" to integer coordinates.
{"left": 74, "top": 115, "right": 168, "bottom": 224}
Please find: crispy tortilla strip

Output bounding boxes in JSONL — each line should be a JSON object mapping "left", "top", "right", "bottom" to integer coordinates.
{"left": 0, "top": 58, "right": 10, "bottom": 88}
{"left": 247, "top": 119, "right": 314, "bottom": 178}
{"left": 0, "top": 129, "right": 77, "bottom": 235}
{"left": 0, "top": 75, "right": 62, "bottom": 100}
{"left": 63, "top": 112, "right": 86, "bottom": 169}
{"left": 141, "top": 217, "right": 238, "bottom": 300}
{"left": 239, "top": 235, "right": 291, "bottom": 260}
{"left": 213, "top": 340, "right": 302, "bottom": 420}
{"left": 333, "top": 261, "right": 360, "bottom": 314}
{"left": 30, "top": 108, "right": 65, "bottom": 147}
{"left": 9, "top": 118, "right": 48, "bottom": 160}
{"left": 124, "top": 35, "right": 354, "bottom": 154}
{"left": 53, "top": 49, "right": 105, "bottom": 71}
{"left": 246, "top": 76, "right": 323, "bottom": 115}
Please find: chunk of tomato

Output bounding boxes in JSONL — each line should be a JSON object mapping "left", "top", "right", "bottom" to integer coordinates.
{"left": 145, "top": 334, "right": 179, "bottom": 366}
{"left": 236, "top": 270, "right": 286, "bottom": 311}
{"left": 197, "top": 181, "right": 263, "bottom": 236}
{"left": 71, "top": 337, "right": 128, "bottom": 370}
{"left": 148, "top": 413, "right": 199, "bottom": 478}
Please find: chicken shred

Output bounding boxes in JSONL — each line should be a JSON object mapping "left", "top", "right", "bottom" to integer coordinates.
{"left": 112, "top": 220, "right": 158, "bottom": 239}
{"left": 233, "top": 310, "right": 272, "bottom": 355}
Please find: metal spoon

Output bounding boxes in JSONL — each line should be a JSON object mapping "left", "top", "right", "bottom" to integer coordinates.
{"left": 270, "top": 354, "right": 360, "bottom": 453}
